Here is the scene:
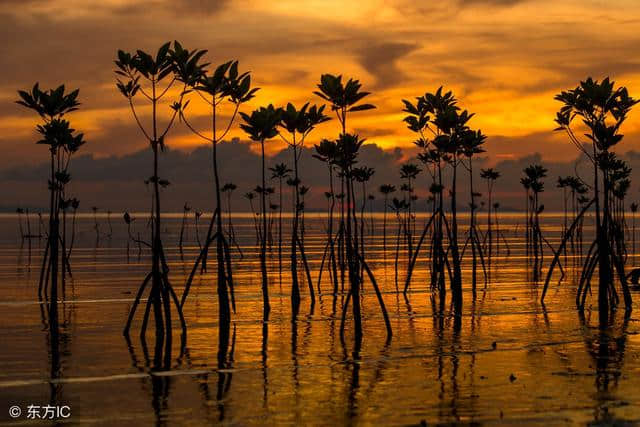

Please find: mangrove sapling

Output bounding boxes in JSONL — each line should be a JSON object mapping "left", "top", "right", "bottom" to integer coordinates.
{"left": 437, "top": 121, "right": 481, "bottom": 317}
{"left": 115, "top": 42, "right": 197, "bottom": 348}
{"left": 334, "top": 133, "right": 392, "bottom": 343}
{"left": 315, "top": 190, "right": 334, "bottom": 294}
{"left": 179, "top": 203, "right": 191, "bottom": 252}
{"left": 277, "top": 103, "right": 329, "bottom": 313}
{"left": 391, "top": 198, "right": 409, "bottom": 291}
{"left": 269, "top": 163, "right": 292, "bottom": 275}
{"left": 313, "top": 139, "right": 340, "bottom": 295}
{"left": 314, "top": 74, "right": 392, "bottom": 342}
{"left": 241, "top": 105, "right": 283, "bottom": 320}
{"left": 297, "top": 186, "right": 315, "bottom": 305}
{"left": 175, "top": 54, "right": 257, "bottom": 328}
{"left": 378, "top": 184, "right": 396, "bottom": 259}
{"left": 402, "top": 94, "right": 447, "bottom": 299}
{"left": 607, "top": 158, "right": 632, "bottom": 270}
{"left": 521, "top": 165, "right": 547, "bottom": 280}
{"left": 315, "top": 74, "right": 376, "bottom": 301}
{"left": 352, "top": 166, "right": 375, "bottom": 280}
{"left": 221, "top": 183, "right": 243, "bottom": 258}
{"left": 480, "top": 168, "right": 500, "bottom": 267}
{"left": 461, "top": 131, "right": 488, "bottom": 295}
{"left": 402, "top": 87, "right": 482, "bottom": 317}
{"left": 17, "top": 83, "right": 86, "bottom": 341}
{"left": 400, "top": 163, "right": 421, "bottom": 262}
{"left": 546, "top": 77, "right": 637, "bottom": 325}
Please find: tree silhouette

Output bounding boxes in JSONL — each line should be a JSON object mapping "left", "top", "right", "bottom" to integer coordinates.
{"left": 16, "top": 82, "right": 86, "bottom": 352}
{"left": 481, "top": 168, "right": 500, "bottom": 268}
{"left": 390, "top": 197, "right": 409, "bottom": 291}
{"left": 174, "top": 53, "right": 256, "bottom": 343}
{"left": 269, "top": 162, "right": 292, "bottom": 276}
{"left": 277, "top": 103, "right": 329, "bottom": 315}
{"left": 461, "top": 129, "right": 487, "bottom": 295}
{"left": 522, "top": 164, "right": 547, "bottom": 281}
{"left": 313, "top": 139, "right": 340, "bottom": 296}
{"left": 545, "top": 77, "right": 637, "bottom": 326}
{"left": 115, "top": 42, "right": 195, "bottom": 355}
{"left": 221, "top": 183, "right": 242, "bottom": 258}
{"left": 315, "top": 74, "right": 375, "bottom": 305}
{"left": 241, "top": 104, "right": 282, "bottom": 320}
{"left": 403, "top": 87, "right": 482, "bottom": 321}
{"left": 399, "top": 163, "right": 421, "bottom": 262}
{"left": 314, "top": 74, "right": 390, "bottom": 346}
{"left": 352, "top": 166, "right": 375, "bottom": 279}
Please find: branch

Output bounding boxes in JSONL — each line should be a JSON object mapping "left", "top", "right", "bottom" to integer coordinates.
{"left": 216, "top": 103, "right": 240, "bottom": 142}
{"left": 157, "top": 77, "right": 176, "bottom": 101}
{"left": 128, "top": 98, "right": 152, "bottom": 141}
{"left": 181, "top": 110, "right": 213, "bottom": 142}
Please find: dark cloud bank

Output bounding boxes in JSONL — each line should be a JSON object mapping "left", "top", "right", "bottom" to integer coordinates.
{"left": 4, "top": 138, "right": 640, "bottom": 213}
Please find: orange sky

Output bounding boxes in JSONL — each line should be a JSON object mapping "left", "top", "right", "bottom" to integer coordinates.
{"left": 2, "top": 0, "right": 640, "bottom": 166}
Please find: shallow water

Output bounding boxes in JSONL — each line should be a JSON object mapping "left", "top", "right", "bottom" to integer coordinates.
{"left": 1, "top": 212, "right": 640, "bottom": 425}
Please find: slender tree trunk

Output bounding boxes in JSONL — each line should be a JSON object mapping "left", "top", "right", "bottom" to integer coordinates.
{"left": 212, "top": 101, "right": 231, "bottom": 337}
{"left": 291, "top": 142, "right": 301, "bottom": 315}
{"left": 260, "top": 140, "right": 270, "bottom": 319}
{"left": 450, "top": 162, "right": 463, "bottom": 316}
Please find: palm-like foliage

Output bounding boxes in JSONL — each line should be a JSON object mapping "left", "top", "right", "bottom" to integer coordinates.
{"left": 481, "top": 167, "right": 500, "bottom": 264}
{"left": 545, "top": 79, "right": 640, "bottom": 321}
{"left": 314, "top": 74, "right": 375, "bottom": 132}
{"left": 522, "top": 164, "right": 547, "bottom": 280}
{"left": 17, "top": 83, "right": 86, "bottom": 347}
{"left": 241, "top": 105, "right": 283, "bottom": 319}
{"left": 115, "top": 41, "right": 201, "bottom": 352}
{"left": 176, "top": 57, "right": 257, "bottom": 348}
{"left": 277, "top": 102, "right": 330, "bottom": 315}
{"left": 402, "top": 87, "right": 483, "bottom": 317}
{"left": 313, "top": 73, "right": 390, "bottom": 344}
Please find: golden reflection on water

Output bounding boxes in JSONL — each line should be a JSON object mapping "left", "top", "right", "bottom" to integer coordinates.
{"left": 0, "top": 213, "right": 639, "bottom": 425}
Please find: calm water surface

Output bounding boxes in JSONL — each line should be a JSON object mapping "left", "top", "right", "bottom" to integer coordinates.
{"left": 1, "top": 212, "right": 639, "bottom": 425}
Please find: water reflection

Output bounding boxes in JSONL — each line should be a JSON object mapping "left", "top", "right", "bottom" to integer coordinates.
{"left": 1, "top": 213, "right": 640, "bottom": 424}
{"left": 579, "top": 310, "right": 630, "bottom": 424}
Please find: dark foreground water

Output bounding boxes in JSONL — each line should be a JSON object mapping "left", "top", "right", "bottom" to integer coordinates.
{"left": 1, "top": 212, "right": 640, "bottom": 425}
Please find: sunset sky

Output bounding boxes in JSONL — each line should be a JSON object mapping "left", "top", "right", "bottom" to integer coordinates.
{"left": 2, "top": 0, "right": 640, "bottom": 169}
